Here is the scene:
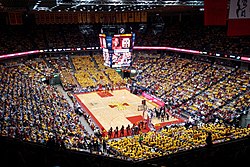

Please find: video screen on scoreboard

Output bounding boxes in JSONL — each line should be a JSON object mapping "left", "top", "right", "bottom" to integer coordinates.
{"left": 102, "top": 49, "right": 132, "bottom": 67}
{"left": 111, "top": 52, "right": 132, "bottom": 67}
{"left": 103, "top": 49, "right": 111, "bottom": 67}
{"left": 99, "top": 34, "right": 107, "bottom": 49}
{"left": 112, "top": 34, "right": 133, "bottom": 50}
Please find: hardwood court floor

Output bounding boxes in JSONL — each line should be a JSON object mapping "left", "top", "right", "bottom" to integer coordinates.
{"left": 74, "top": 89, "right": 180, "bottom": 132}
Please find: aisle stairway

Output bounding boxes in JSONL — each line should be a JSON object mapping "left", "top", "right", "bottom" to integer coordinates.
{"left": 54, "top": 84, "right": 94, "bottom": 135}
{"left": 68, "top": 55, "right": 76, "bottom": 72}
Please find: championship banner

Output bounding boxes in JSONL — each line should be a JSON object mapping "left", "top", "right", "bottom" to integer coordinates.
{"left": 45, "top": 13, "right": 49, "bottom": 24}
{"left": 122, "top": 13, "right": 128, "bottom": 23}
{"left": 77, "top": 13, "right": 82, "bottom": 23}
{"left": 95, "top": 13, "right": 100, "bottom": 23}
{"left": 141, "top": 12, "right": 147, "bottom": 22}
{"left": 40, "top": 12, "right": 45, "bottom": 24}
{"left": 128, "top": 12, "right": 134, "bottom": 22}
{"left": 8, "top": 12, "right": 17, "bottom": 25}
{"left": 99, "top": 13, "right": 104, "bottom": 23}
{"left": 50, "top": 13, "right": 55, "bottom": 24}
{"left": 116, "top": 13, "right": 122, "bottom": 23}
{"left": 229, "top": 0, "right": 250, "bottom": 19}
{"left": 86, "top": 13, "right": 91, "bottom": 23}
{"left": 81, "top": 13, "right": 86, "bottom": 23}
{"left": 72, "top": 13, "right": 78, "bottom": 24}
{"left": 134, "top": 12, "right": 141, "bottom": 22}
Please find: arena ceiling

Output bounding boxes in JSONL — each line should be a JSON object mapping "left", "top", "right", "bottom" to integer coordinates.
{"left": 0, "top": 0, "right": 204, "bottom": 12}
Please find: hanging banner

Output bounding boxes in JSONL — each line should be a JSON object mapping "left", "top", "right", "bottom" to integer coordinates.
{"left": 69, "top": 13, "right": 74, "bottom": 24}
{"left": 95, "top": 13, "right": 100, "bottom": 23}
{"left": 141, "top": 12, "right": 147, "bottom": 22}
{"left": 8, "top": 12, "right": 23, "bottom": 25}
{"left": 134, "top": 12, "right": 141, "bottom": 22}
{"left": 81, "top": 13, "right": 86, "bottom": 23}
{"left": 99, "top": 13, "right": 104, "bottom": 23}
{"left": 50, "top": 13, "right": 55, "bottom": 24}
{"left": 45, "top": 13, "right": 50, "bottom": 24}
{"left": 78, "top": 12, "right": 82, "bottom": 23}
{"left": 122, "top": 12, "right": 128, "bottom": 23}
{"left": 227, "top": 19, "right": 250, "bottom": 36}
{"left": 128, "top": 12, "right": 134, "bottom": 22}
{"left": 116, "top": 13, "right": 122, "bottom": 23}
{"left": 40, "top": 12, "right": 45, "bottom": 24}
{"left": 72, "top": 13, "right": 78, "bottom": 24}
{"left": 204, "top": 0, "right": 227, "bottom": 25}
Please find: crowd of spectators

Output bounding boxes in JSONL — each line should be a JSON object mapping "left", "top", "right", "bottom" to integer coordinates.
{"left": 0, "top": 22, "right": 249, "bottom": 58}
{"left": 219, "top": 90, "right": 250, "bottom": 125}
{"left": 0, "top": 52, "right": 250, "bottom": 162}
{"left": 0, "top": 24, "right": 100, "bottom": 54}
{"left": 179, "top": 68, "right": 250, "bottom": 123}
{"left": 0, "top": 21, "right": 250, "bottom": 163}
{"left": 93, "top": 55, "right": 125, "bottom": 86}
{"left": 44, "top": 25, "right": 66, "bottom": 49}
{"left": 24, "top": 58, "right": 56, "bottom": 77}
{"left": 46, "top": 55, "right": 78, "bottom": 91}
{"left": 0, "top": 26, "right": 34, "bottom": 55}
{"left": 108, "top": 122, "right": 250, "bottom": 161}
{"left": 160, "top": 62, "right": 232, "bottom": 107}
{"left": 0, "top": 65, "right": 84, "bottom": 147}
{"left": 72, "top": 55, "right": 125, "bottom": 92}
{"left": 73, "top": 55, "right": 103, "bottom": 89}
{"left": 18, "top": 63, "right": 47, "bottom": 81}
{"left": 132, "top": 54, "right": 250, "bottom": 126}
{"left": 0, "top": 63, "right": 112, "bottom": 156}
{"left": 61, "top": 25, "right": 87, "bottom": 48}
{"left": 30, "top": 25, "right": 47, "bottom": 49}
{"left": 158, "top": 24, "right": 250, "bottom": 56}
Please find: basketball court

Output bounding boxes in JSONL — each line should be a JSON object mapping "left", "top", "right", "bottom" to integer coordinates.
{"left": 74, "top": 89, "right": 184, "bottom": 134}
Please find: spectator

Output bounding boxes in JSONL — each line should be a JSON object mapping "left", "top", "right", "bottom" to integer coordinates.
{"left": 103, "top": 139, "right": 107, "bottom": 153}
{"left": 206, "top": 132, "right": 213, "bottom": 148}
{"left": 126, "top": 124, "right": 131, "bottom": 136}
{"left": 108, "top": 127, "right": 113, "bottom": 139}
{"left": 120, "top": 125, "right": 125, "bottom": 137}
{"left": 114, "top": 126, "right": 119, "bottom": 138}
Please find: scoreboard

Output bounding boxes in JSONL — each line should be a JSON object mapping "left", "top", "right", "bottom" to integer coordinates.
{"left": 99, "top": 33, "right": 135, "bottom": 68}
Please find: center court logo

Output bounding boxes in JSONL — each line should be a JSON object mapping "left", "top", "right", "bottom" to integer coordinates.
{"left": 109, "top": 101, "right": 129, "bottom": 110}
